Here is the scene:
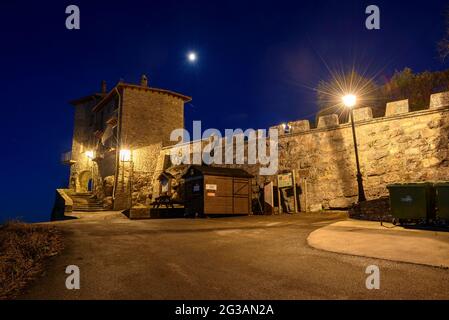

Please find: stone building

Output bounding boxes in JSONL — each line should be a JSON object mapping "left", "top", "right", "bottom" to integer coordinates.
{"left": 57, "top": 75, "right": 191, "bottom": 213}
{"left": 54, "top": 74, "right": 449, "bottom": 217}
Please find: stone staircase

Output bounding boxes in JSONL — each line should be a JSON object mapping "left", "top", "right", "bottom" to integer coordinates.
{"left": 70, "top": 192, "right": 107, "bottom": 212}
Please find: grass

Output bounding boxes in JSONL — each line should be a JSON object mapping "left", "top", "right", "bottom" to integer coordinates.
{"left": 0, "top": 221, "right": 63, "bottom": 300}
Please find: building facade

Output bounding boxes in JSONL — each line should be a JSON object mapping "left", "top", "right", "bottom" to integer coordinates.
{"left": 61, "top": 76, "right": 191, "bottom": 211}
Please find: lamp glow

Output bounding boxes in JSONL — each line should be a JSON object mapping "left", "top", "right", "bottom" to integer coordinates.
{"left": 342, "top": 94, "right": 357, "bottom": 108}
{"left": 85, "top": 150, "right": 94, "bottom": 159}
{"left": 120, "top": 149, "right": 131, "bottom": 162}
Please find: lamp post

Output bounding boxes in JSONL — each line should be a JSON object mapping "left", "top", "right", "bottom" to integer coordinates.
{"left": 342, "top": 94, "right": 366, "bottom": 203}
{"left": 119, "top": 149, "right": 133, "bottom": 209}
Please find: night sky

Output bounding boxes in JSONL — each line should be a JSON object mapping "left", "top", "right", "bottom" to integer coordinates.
{"left": 0, "top": 0, "right": 447, "bottom": 222}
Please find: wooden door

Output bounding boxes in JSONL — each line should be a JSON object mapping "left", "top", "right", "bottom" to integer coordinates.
{"left": 233, "top": 178, "right": 250, "bottom": 214}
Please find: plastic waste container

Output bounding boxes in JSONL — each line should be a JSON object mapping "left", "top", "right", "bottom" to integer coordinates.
{"left": 434, "top": 182, "right": 449, "bottom": 221}
{"left": 387, "top": 183, "right": 436, "bottom": 224}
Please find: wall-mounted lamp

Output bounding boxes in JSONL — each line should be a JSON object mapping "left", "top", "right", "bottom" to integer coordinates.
{"left": 85, "top": 150, "right": 95, "bottom": 160}
{"left": 281, "top": 123, "right": 291, "bottom": 134}
{"left": 119, "top": 149, "right": 131, "bottom": 162}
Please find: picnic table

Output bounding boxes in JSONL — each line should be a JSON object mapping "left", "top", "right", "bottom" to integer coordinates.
{"left": 152, "top": 195, "right": 175, "bottom": 208}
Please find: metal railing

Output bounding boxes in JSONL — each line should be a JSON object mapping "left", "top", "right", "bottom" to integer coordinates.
{"left": 61, "top": 151, "right": 75, "bottom": 164}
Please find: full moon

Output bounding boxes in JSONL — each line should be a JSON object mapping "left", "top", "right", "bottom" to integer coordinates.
{"left": 187, "top": 52, "right": 197, "bottom": 62}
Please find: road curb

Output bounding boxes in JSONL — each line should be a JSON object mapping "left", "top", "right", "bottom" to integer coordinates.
{"left": 306, "top": 220, "right": 449, "bottom": 269}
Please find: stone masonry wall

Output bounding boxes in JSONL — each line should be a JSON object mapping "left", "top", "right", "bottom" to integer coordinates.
{"left": 273, "top": 92, "right": 449, "bottom": 211}
{"left": 69, "top": 99, "right": 98, "bottom": 192}
{"left": 156, "top": 92, "right": 449, "bottom": 212}
{"left": 113, "top": 86, "right": 185, "bottom": 209}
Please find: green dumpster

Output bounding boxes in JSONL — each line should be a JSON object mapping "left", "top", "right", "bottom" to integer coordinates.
{"left": 387, "top": 183, "right": 436, "bottom": 223}
{"left": 434, "top": 182, "right": 449, "bottom": 220}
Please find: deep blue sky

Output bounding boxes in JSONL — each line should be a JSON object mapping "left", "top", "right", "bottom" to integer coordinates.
{"left": 0, "top": 0, "right": 448, "bottom": 222}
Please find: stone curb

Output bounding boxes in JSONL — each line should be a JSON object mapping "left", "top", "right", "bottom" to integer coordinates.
{"left": 307, "top": 220, "right": 449, "bottom": 269}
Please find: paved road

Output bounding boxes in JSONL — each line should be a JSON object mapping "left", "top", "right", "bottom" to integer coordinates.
{"left": 22, "top": 212, "right": 449, "bottom": 299}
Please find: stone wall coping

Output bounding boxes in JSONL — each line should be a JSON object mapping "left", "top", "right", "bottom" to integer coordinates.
{"left": 385, "top": 99, "right": 409, "bottom": 117}
{"left": 277, "top": 105, "right": 449, "bottom": 139}
{"left": 161, "top": 134, "right": 261, "bottom": 150}
{"left": 317, "top": 114, "right": 340, "bottom": 129}
{"left": 161, "top": 105, "right": 449, "bottom": 151}
{"left": 160, "top": 102, "right": 449, "bottom": 150}
{"left": 352, "top": 107, "right": 374, "bottom": 122}
{"left": 430, "top": 91, "right": 449, "bottom": 109}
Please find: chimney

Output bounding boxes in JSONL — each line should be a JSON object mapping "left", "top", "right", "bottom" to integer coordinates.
{"left": 101, "top": 80, "right": 107, "bottom": 94}
{"left": 140, "top": 74, "right": 148, "bottom": 87}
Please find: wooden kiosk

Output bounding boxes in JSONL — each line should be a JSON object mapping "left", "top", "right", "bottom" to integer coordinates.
{"left": 183, "top": 165, "right": 254, "bottom": 216}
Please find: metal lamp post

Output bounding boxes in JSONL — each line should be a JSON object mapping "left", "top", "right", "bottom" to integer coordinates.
{"left": 119, "top": 149, "right": 133, "bottom": 209}
{"left": 343, "top": 95, "right": 367, "bottom": 203}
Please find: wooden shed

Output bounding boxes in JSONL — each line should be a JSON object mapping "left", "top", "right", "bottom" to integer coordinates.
{"left": 182, "top": 165, "right": 254, "bottom": 216}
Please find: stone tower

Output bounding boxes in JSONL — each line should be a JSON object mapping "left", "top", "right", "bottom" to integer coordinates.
{"left": 63, "top": 76, "right": 191, "bottom": 211}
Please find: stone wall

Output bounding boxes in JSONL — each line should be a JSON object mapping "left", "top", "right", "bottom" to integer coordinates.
{"left": 69, "top": 99, "right": 98, "bottom": 191}
{"left": 156, "top": 91, "right": 449, "bottom": 212}
{"left": 272, "top": 92, "right": 449, "bottom": 211}
{"left": 120, "top": 86, "right": 184, "bottom": 147}
{"left": 113, "top": 86, "right": 185, "bottom": 209}
{"left": 349, "top": 197, "right": 391, "bottom": 222}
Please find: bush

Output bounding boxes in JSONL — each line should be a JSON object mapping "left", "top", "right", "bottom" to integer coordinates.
{"left": 0, "top": 221, "right": 63, "bottom": 299}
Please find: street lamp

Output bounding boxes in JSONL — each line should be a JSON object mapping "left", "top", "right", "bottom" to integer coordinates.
{"left": 342, "top": 94, "right": 366, "bottom": 203}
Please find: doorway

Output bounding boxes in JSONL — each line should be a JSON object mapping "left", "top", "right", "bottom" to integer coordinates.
{"left": 78, "top": 170, "right": 93, "bottom": 193}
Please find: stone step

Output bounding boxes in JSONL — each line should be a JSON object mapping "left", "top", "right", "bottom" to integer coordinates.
{"left": 70, "top": 192, "right": 106, "bottom": 212}
{"left": 74, "top": 208, "right": 108, "bottom": 212}
{"left": 74, "top": 204, "right": 105, "bottom": 208}
{"left": 72, "top": 196, "right": 97, "bottom": 200}
{"left": 74, "top": 204, "right": 104, "bottom": 208}
{"left": 73, "top": 200, "right": 103, "bottom": 204}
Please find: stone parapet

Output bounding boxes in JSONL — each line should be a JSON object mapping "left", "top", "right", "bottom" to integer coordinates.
{"left": 385, "top": 99, "right": 409, "bottom": 117}
{"left": 352, "top": 107, "right": 373, "bottom": 122}
{"left": 288, "top": 120, "right": 310, "bottom": 133}
{"left": 317, "top": 114, "right": 339, "bottom": 128}
{"left": 430, "top": 91, "right": 449, "bottom": 109}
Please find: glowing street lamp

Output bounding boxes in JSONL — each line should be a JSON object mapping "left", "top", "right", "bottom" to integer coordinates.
{"left": 342, "top": 94, "right": 366, "bottom": 203}
{"left": 342, "top": 94, "right": 356, "bottom": 108}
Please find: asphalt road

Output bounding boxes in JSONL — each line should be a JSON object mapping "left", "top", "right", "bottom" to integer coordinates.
{"left": 21, "top": 212, "right": 449, "bottom": 299}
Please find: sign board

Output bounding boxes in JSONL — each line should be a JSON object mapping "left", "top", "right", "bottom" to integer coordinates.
{"left": 161, "top": 180, "right": 169, "bottom": 193}
{"left": 206, "top": 184, "right": 217, "bottom": 191}
{"left": 193, "top": 184, "right": 200, "bottom": 192}
{"left": 278, "top": 172, "right": 293, "bottom": 188}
